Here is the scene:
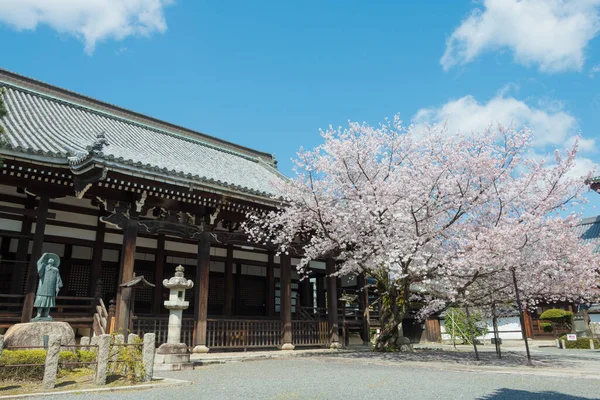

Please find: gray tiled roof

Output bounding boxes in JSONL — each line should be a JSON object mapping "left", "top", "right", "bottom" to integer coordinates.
{"left": 574, "top": 215, "right": 600, "bottom": 253}
{"left": 0, "top": 76, "right": 287, "bottom": 200}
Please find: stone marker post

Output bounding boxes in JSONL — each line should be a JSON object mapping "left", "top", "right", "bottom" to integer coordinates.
{"left": 112, "top": 333, "right": 124, "bottom": 364}
{"left": 43, "top": 334, "right": 61, "bottom": 390}
{"left": 561, "top": 339, "right": 566, "bottom": 349}
{"left": 80, "top": 336, "right": 90, "bottom": 351}
{"left": 94, "top": 334, "right": 111, "bottom": 385}
{"left": 590, "top": 339, "right": 595, "bottom": 350}
{"left": 143, "top": 333, "right": 156, "bottom": 381}
{"left": 127, "top": 333, "right": 139, "bottom": 344}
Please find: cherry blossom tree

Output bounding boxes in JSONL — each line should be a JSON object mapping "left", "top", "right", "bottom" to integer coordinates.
{"left": 245, "top": 116, "right": 599, "bottom": 351}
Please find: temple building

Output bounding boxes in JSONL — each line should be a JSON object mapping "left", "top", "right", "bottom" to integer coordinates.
{"left": 0, "top": 69, "right": 373, "bottom": 351}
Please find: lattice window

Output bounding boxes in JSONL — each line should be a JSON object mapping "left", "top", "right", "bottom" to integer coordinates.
{"left": 100, "top": 263, "right": 119, "bottom": 302}
{"left": 66, "top": 262, "right": 91, "bottom": 297}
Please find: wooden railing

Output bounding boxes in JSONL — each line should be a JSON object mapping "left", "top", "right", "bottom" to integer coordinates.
{"left": 292, "top": 320, "right": 329, "bottom": 346}
{"left": 132, "top": 316, "right": 195, "bottom": 347}
{"left": 0, "top": 294, "right": 99, "bottom": 328}
{"left": 207, "top": 319, "right": 281, "bottom": 349}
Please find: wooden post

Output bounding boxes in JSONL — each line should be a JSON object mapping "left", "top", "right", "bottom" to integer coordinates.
{"left": 21, "top": 196, "right": 50, "bottom": 323}
{"left": 12, "top": 196, "right": 35, "bottom": 295}
{"left": 224, "top": 244, "right": 233, "bottom": 316}
{"left": 266, "top": 251, "right": 275, "bottom": 317}
{"left": 152, "top": 234, "right": 166, "bottom": 315}
{"left": 279, "top": 254, "right": 294, "bottom": 350}
{"left": 357, "top": 273, "right": 371, "bottom": 344}
{"left": 89, "top": 210, "right": 106, "bottom": 297}
{"left": 192, "top": 232, "right": 210, "bottom": 353}
{"left": 115, "top": 218, "right": 138, "bottom": 333}
{"left": 326, "top": 258, "right": 341, "bottom": 348}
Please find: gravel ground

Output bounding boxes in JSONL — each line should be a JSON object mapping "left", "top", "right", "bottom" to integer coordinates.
{"left": 41, "top": 352, "right": 600, "bottom": 400}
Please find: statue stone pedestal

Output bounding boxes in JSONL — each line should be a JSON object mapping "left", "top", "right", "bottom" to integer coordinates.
{"left": 4, "top": 321, "right": 75, "bottom": 348}
{"left": 154, "top": 265, "right": 194, "bottom": 371}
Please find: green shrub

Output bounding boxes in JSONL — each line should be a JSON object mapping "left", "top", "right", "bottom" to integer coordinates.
{"left": 539, "top": 309, "right": 573, "bottom": 336}
{"left": 0, "top": 350, "right": 82, "bottom": 381}
{"left": 558, "top": 335, "right": 600, "bottom": 349}
{"left": 76, "top": 350, "right": 97, "bottom": 363}
{"left": 444, "top": 307, "right": 489, "bottom": 345}
{"left": 109, "top": 333, "right": 145, "bottom": 383}
{"left": 540, "top": 321, "right": 553, "bottom": 333}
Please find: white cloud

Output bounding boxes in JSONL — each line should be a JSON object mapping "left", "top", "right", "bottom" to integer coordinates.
{"left": 441, "top": 0, "right": 600, "bottom": 73}
{"left": 413, "top": 94, "right": 579, "bottom": 147}
{"left": 589, "top": 64, "right": 600, "bottom": 78}
{"left": 0, "top": 0, "right": 173, "bottom": 54}
{"left": 566, "top": 156, "right": 597, "bottom": 179}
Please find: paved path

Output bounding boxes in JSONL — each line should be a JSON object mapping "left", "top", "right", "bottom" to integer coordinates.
{"left": 43, "top": 350, "right": 600, "bottom": 400}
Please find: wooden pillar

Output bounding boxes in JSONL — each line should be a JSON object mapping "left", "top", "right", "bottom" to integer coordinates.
{"left": 326, "top": 258, "right": 340, "bottom": 348}
{"left": 89, "top": 210, "right": 106, "bottom": 297}
{"left": 224, "top": 244, "right": 233, "bottom": 316}
{"left": 192, "top": 232, "right": 210, "bottom": 353}
{"left": 152, "top": 234, "right": 166, "bottom": 315}
{"left": 357, "top": 274, "right": 371, "bottom": 344}
{"left": 115, "top": 218, "right": 138, "bottom": 333}
{"left": 12, "top": 196, "right": 35, "bottom": 294}
{"left": 21, "top": 196, "right": 50, "bottom": 323}
{"left": 266, "top": 251, "right": 275, "bottom": 317}
{"left": 279, "top": 254, "right": 294, "bottom": 350}
{"left": 234, "top": 262, "right": 242, "bottom": 315}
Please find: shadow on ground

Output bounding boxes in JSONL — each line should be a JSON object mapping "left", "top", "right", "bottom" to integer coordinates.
{"left": 305, "top": 349, "right": 574, "bottom": 368}
{"left": 478, "top": 388, "right": 599, "bottom": 399}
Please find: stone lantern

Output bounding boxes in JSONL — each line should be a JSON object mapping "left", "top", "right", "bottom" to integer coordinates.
{"left": 155, "top": 265, "right": 194, "bottom": 371}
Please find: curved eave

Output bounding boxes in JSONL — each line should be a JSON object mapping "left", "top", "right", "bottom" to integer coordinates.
{"left": 1, "top": 148, "right": 286, "bottom": 208}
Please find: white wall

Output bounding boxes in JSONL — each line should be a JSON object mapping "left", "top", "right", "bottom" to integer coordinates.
{"left": 440, "top": 316, "right": 523, "bottom": 341}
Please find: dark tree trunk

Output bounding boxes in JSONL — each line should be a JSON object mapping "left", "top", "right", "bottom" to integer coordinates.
{"left": 374, "top": 278, "right": 408, "bottom": 352}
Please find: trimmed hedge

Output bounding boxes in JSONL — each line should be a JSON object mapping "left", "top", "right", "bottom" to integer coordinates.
{"left": 0, "top": 349, "right": 96, "bottom": 381}
{"left": 559, "top": 335, "right": 600, "bottom": 349}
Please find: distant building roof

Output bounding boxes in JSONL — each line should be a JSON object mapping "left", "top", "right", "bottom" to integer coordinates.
{"left": 574, "top": 215, "right": 600, "bottom": 253}
{"left": 0, "top": 69, "right": 287, "bottom": 201}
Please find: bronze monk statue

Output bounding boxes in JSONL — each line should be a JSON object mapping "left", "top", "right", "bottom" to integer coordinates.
{"left": 33, "top": 253, "right": 63, "bottom": 321}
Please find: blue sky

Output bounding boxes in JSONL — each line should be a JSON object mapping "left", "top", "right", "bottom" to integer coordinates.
{"left": 1, "top": 0, "right": 600, "bottom": 215}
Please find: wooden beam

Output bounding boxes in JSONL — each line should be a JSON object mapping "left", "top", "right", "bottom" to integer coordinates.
{"left": 266, "top": 251, "right": 275, "bottom": 317}
{"left": 152, "top": 234, "right": 166, "bottom": 315}
{"left": 115, "top": 218, "right": 138, "bottom": 333}
{"left": 279, "top": 254, "right": 294, "bottom": 350}
{"left": 11, "top": 196, "right": 35, "bottom": 294}
{"left": 21, "top": 196, "right": 50, "bottom": 322}
{"left": 89, "top": 210, "right": 106, "bottom": 297}
{"left": 192, "top": 232, "right": 210, "bottom": 353}
{"left": 326, "top": 258, "right": 340, "bottom": 347}
{"left": 0, "top": 205, "right": 56, "bottom": 219}
{"left": 223, "top": 244, "right": 233, "bottom": 317}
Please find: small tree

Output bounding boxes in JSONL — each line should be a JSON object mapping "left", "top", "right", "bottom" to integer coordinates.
{"left": 539, "top": 308, "right": 573, "bottom": 337}
{"left": 444, "top": 307, "right": 488, "bottom": 345}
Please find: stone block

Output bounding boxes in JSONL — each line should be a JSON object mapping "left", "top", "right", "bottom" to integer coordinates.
{"left": 94, "top": 334, "right": 111, "bottom": 385}
{"left": 127, "top": 333, "right": 139, "bottom": 344}
{"left": 142, "top": 333, "right": 156, "bottom": 382}
{"left": 43, "top": 334, "right": 61, "bottom": 390}
{"left": 80, "top": 336, "right": 90, "bottom": 351}
{"left": 4, "top": 322, "right": 75, "bottom": 348}
{"left": 192, "top": 345, "right": 210, "bottom": 353}
{"left": 157, "top": 342, "right": 188, "bottom": 354}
